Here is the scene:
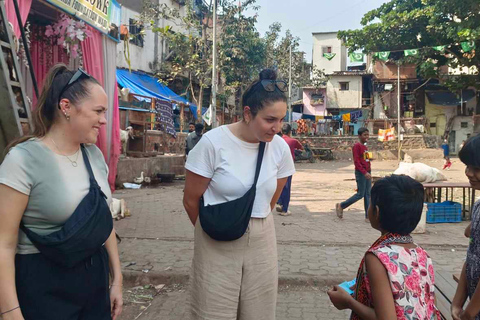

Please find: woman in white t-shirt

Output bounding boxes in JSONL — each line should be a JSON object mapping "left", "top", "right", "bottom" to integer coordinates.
{"left": 184, "top": 69, "right": 295, "bottom": 320}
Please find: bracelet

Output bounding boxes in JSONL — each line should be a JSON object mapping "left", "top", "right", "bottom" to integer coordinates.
{"left": 0, "top": 306, "right": 20, "bottom": 315}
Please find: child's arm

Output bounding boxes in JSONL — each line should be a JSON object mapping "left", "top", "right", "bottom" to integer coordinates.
{"left": 462, "top": 266, "right": 480, "bottom": 320}
{"left": 364, "top": 253, "right": 398, "bottom": 320}
{"left": 327, "top": 253, "right": 397, "bottom": 320}
{"left": 451, "top": 262, "right": 468, "bottom": 320}
{"left": 465, "top": 223, "right": 471, "bottom": 238}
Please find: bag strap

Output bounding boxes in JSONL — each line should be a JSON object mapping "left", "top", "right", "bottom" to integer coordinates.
{"left": 253, "top": 142, "right": 266, "bottom": 186}
{"left": 80, "top": 145, "right": 98, "bottom": 185}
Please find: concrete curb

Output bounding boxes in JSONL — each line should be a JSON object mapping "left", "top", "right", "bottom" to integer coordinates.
{"left": 123, "top": 270, "right": 344, "bottom": 288}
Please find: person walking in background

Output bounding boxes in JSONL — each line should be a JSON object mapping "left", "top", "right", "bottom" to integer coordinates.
{"left": 336, "top": 127, "right": 372, "bottom": 220}
{"left": 0, "top": 64, "right": 123, "bottom": 320}
{"left": 328, "top": 175, "right": 441, "bottom": 320}
{"left": 185, "top": 123, "right": 204, "bottom": 155}
{"left": 183, "top": 69, "right": 295, "bottom": 320}
{"left": 188, "top": 122, "right": 196, "bottom": 133}
{"left": 276, "top": 123, "right": 303, "bottom": 216}
{"left": 451, "top": 135, "right": 480, "bottom": 320}
{"left": 442, "top": 139, "right": 452, "bottom": 170}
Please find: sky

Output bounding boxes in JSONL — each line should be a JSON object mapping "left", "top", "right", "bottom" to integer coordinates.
{"left": 248, "top": 0, "right": 391, "bottom": 62}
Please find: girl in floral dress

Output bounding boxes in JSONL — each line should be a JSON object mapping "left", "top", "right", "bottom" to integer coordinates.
{"left": 452, "top": 135, "right": 480, "bottom": 320}
{"left": 328, "top": 175, "right": 441, "bottom": 320}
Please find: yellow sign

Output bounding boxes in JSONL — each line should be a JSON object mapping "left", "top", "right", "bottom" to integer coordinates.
{"left": 46, "top": 0, "right": 121, "bottom": 38}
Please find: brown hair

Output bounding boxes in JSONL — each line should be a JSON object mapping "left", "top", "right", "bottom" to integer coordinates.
{"left": 6, "top": 63, "right": 100, "bottom": 152}
{"left": 241, "top": 68, "right": 287, "bottom": 118}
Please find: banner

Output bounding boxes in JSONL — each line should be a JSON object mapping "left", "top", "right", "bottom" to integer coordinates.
{"left": 404, "top": 49, "right": 419, "bottom": 57}
{"left": 46, "top": 0, "right": 121, "bottom": 40}
{"left": 323, "top": 53, "right": 336, "bottom": 60}
{"left": 461, "top": 41, "right": 476, "bottom": 53}
{"left": 203, "top": 105, "right": 212, "bottom": 126}
{"left": 349, "top": 52, "right": 364, "bottom": 63}
{"left": 374, "top": 51, "right": 390, "bottom": 61}
{"left": 433, "top": 45, "right": 446, "bottom": 52}
{"left": 155, "top": 99, "right": 177, "bottom": 138}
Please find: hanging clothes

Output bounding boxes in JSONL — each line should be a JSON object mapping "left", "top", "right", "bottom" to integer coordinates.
{"left": 342, "top": 113, "right": 351, "bottom": 122}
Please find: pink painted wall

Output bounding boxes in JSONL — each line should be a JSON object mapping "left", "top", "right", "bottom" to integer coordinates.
{"left": 303, "top": 88, "right": 327, "bottom": 116}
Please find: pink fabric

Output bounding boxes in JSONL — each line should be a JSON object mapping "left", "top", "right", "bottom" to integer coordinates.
{"left": 81, "top": 26, "right": 108, "bottom": 161}
{"left": 30, "top": 25, "right": 70, "bottom": 108}
{"left": 365, "top": 245, "right": 441, "bottom": 320}
{"left": 5, "top": 0, "right": 32, "bottom": 39}
{"left": 107, "top": 84, "right": 120, "bottom": 191}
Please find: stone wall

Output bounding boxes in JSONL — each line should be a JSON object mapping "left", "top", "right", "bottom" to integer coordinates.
{"left": 116, "top": 155, "right": 185, "bottom": 187}
{"left": 299, "top": 134, "right": 442, "bottom": 152}
{"left": 145, "top": 131, "right": 187, "bottom": 154}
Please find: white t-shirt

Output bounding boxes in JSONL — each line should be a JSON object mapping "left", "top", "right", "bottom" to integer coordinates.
{"left": 185, "top": 125, "right": 295, "bottom": 218}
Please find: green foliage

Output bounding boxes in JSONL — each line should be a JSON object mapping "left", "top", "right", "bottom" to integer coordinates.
{"left": 338, "top": 0, "right": 480, "bottom": 90}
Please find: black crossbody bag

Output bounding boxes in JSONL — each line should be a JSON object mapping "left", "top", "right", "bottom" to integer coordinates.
{"left": 199, "top": 142, "right": 266, "bottom": 241}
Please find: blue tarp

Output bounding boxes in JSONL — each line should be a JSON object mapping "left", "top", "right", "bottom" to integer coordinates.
{"left": 116, "top": 69, "right": 198, "bottom": 118}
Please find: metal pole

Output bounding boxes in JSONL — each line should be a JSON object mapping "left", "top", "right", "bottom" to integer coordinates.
{"left": 397, "top": 63, "right": 401, "bottom": 160}
{"left": 288, "top": 44, "right": 292, "bottom": 125}
{"left": 12, "top": 0, "right": 39, "bottom": 98}
{"left": 211, "top": 0, "right": 217, "bottom": 128}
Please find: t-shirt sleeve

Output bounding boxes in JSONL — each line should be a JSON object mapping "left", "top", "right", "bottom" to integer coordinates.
{"left": 0, "top": 147, "right": 35, "bottom": 195}
{"left": 277, "top": 140, "right": 296, "bottom": 179}
{"left": 185, "top": 136, "right": 216, "bottom": 178}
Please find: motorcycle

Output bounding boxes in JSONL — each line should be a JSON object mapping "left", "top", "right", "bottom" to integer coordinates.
{"left": 294, "top": 143, "right": 316, "bottom": 163}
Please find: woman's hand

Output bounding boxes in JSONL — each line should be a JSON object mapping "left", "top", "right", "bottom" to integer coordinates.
{"left": 327, "top": 285, "right": 353, "bottom": 310}
{"left": 109, "top": 285, "right": 123, "bottom": 320}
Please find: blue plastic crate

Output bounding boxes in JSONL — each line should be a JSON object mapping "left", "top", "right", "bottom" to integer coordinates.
{"left": 426, "top": 201, "right": 462, "bottom": 224}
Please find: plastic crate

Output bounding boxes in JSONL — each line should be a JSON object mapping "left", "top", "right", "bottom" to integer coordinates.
{"left": 426, "top": 201, "right": 462, "bottom": 224}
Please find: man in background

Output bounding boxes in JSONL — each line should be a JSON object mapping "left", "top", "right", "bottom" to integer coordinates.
{"left": 336, "top": 127, "right": 372, "bottom": 221}
{"left": 188, "top": 122, "right": 196, "bottom": 133}
{"left": 186, "top": 123, "right": 204, "bottom": 155}
{"left": 276, "top": 123, "right": 303, "bottom": 216}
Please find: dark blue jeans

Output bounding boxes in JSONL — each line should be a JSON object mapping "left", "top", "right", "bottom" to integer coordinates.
{"left": 277, "top": 176, "right": 293, "bottom": 212}
{"left": 341, "top": 170, "right": 371, "bottom": 217}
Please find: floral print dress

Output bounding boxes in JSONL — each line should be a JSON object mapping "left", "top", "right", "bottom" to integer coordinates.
{"left": 363, "top": 244, "right": 441, "bottom": 320}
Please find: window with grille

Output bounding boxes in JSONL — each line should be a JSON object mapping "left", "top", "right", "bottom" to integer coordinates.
{"left": 322, "top": 46, "right": 332, "bottom": 54}
{"left": 129, "top": 19, "right": 144, "bottom": 47}
{"left": 339, "top": 82, "right": 349, "bottom": 91}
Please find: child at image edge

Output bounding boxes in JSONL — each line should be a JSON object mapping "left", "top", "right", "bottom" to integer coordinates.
{"left": 451, "top": 135, "right": 480, "bottom": 320}
{"left": 328, "top": 174, "right": 441, "bottom": 320}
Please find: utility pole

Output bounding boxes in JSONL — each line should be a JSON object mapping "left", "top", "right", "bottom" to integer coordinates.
{"left": 211, "top": 0, "right": 218, "bottom": 128}
{"left": 288, "top": 44, "right": 293, "bottom": 125}
{"left": 397, "top": 63, "right": 401, "bottom": 160}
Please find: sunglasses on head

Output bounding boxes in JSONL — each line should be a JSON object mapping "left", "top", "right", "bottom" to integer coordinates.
{"left": 58, "top": 68, "right": 91, "bottom": 107}
{"left": 259, "top": 80, "right": 288, "bottom": 92}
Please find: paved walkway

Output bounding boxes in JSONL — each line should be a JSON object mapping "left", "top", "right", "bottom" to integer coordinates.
{"left": 115, "top": 160, "right": 472, "bottom": 319}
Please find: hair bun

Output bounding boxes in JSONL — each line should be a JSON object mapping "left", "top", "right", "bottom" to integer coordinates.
{"left": 259, "top": 69, "right": 277, "bottom": 81}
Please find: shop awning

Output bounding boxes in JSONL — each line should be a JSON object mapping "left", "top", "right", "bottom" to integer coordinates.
{"left": 116, "top": 69, "right": 198, "bottom": 117}
{"left": 426, "top": 89, "right": 475, "bottom": 106}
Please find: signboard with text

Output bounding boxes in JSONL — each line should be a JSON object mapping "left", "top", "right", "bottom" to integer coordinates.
{"left": 46, "top": 0, "right": 121, "bottom": 40}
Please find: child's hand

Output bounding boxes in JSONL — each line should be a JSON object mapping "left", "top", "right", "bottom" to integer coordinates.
{"left": 452, "top": 304, "right": 463, "bottom": 320}
{"left": 327, "top": 285, "right": 353, "bottom": 310}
